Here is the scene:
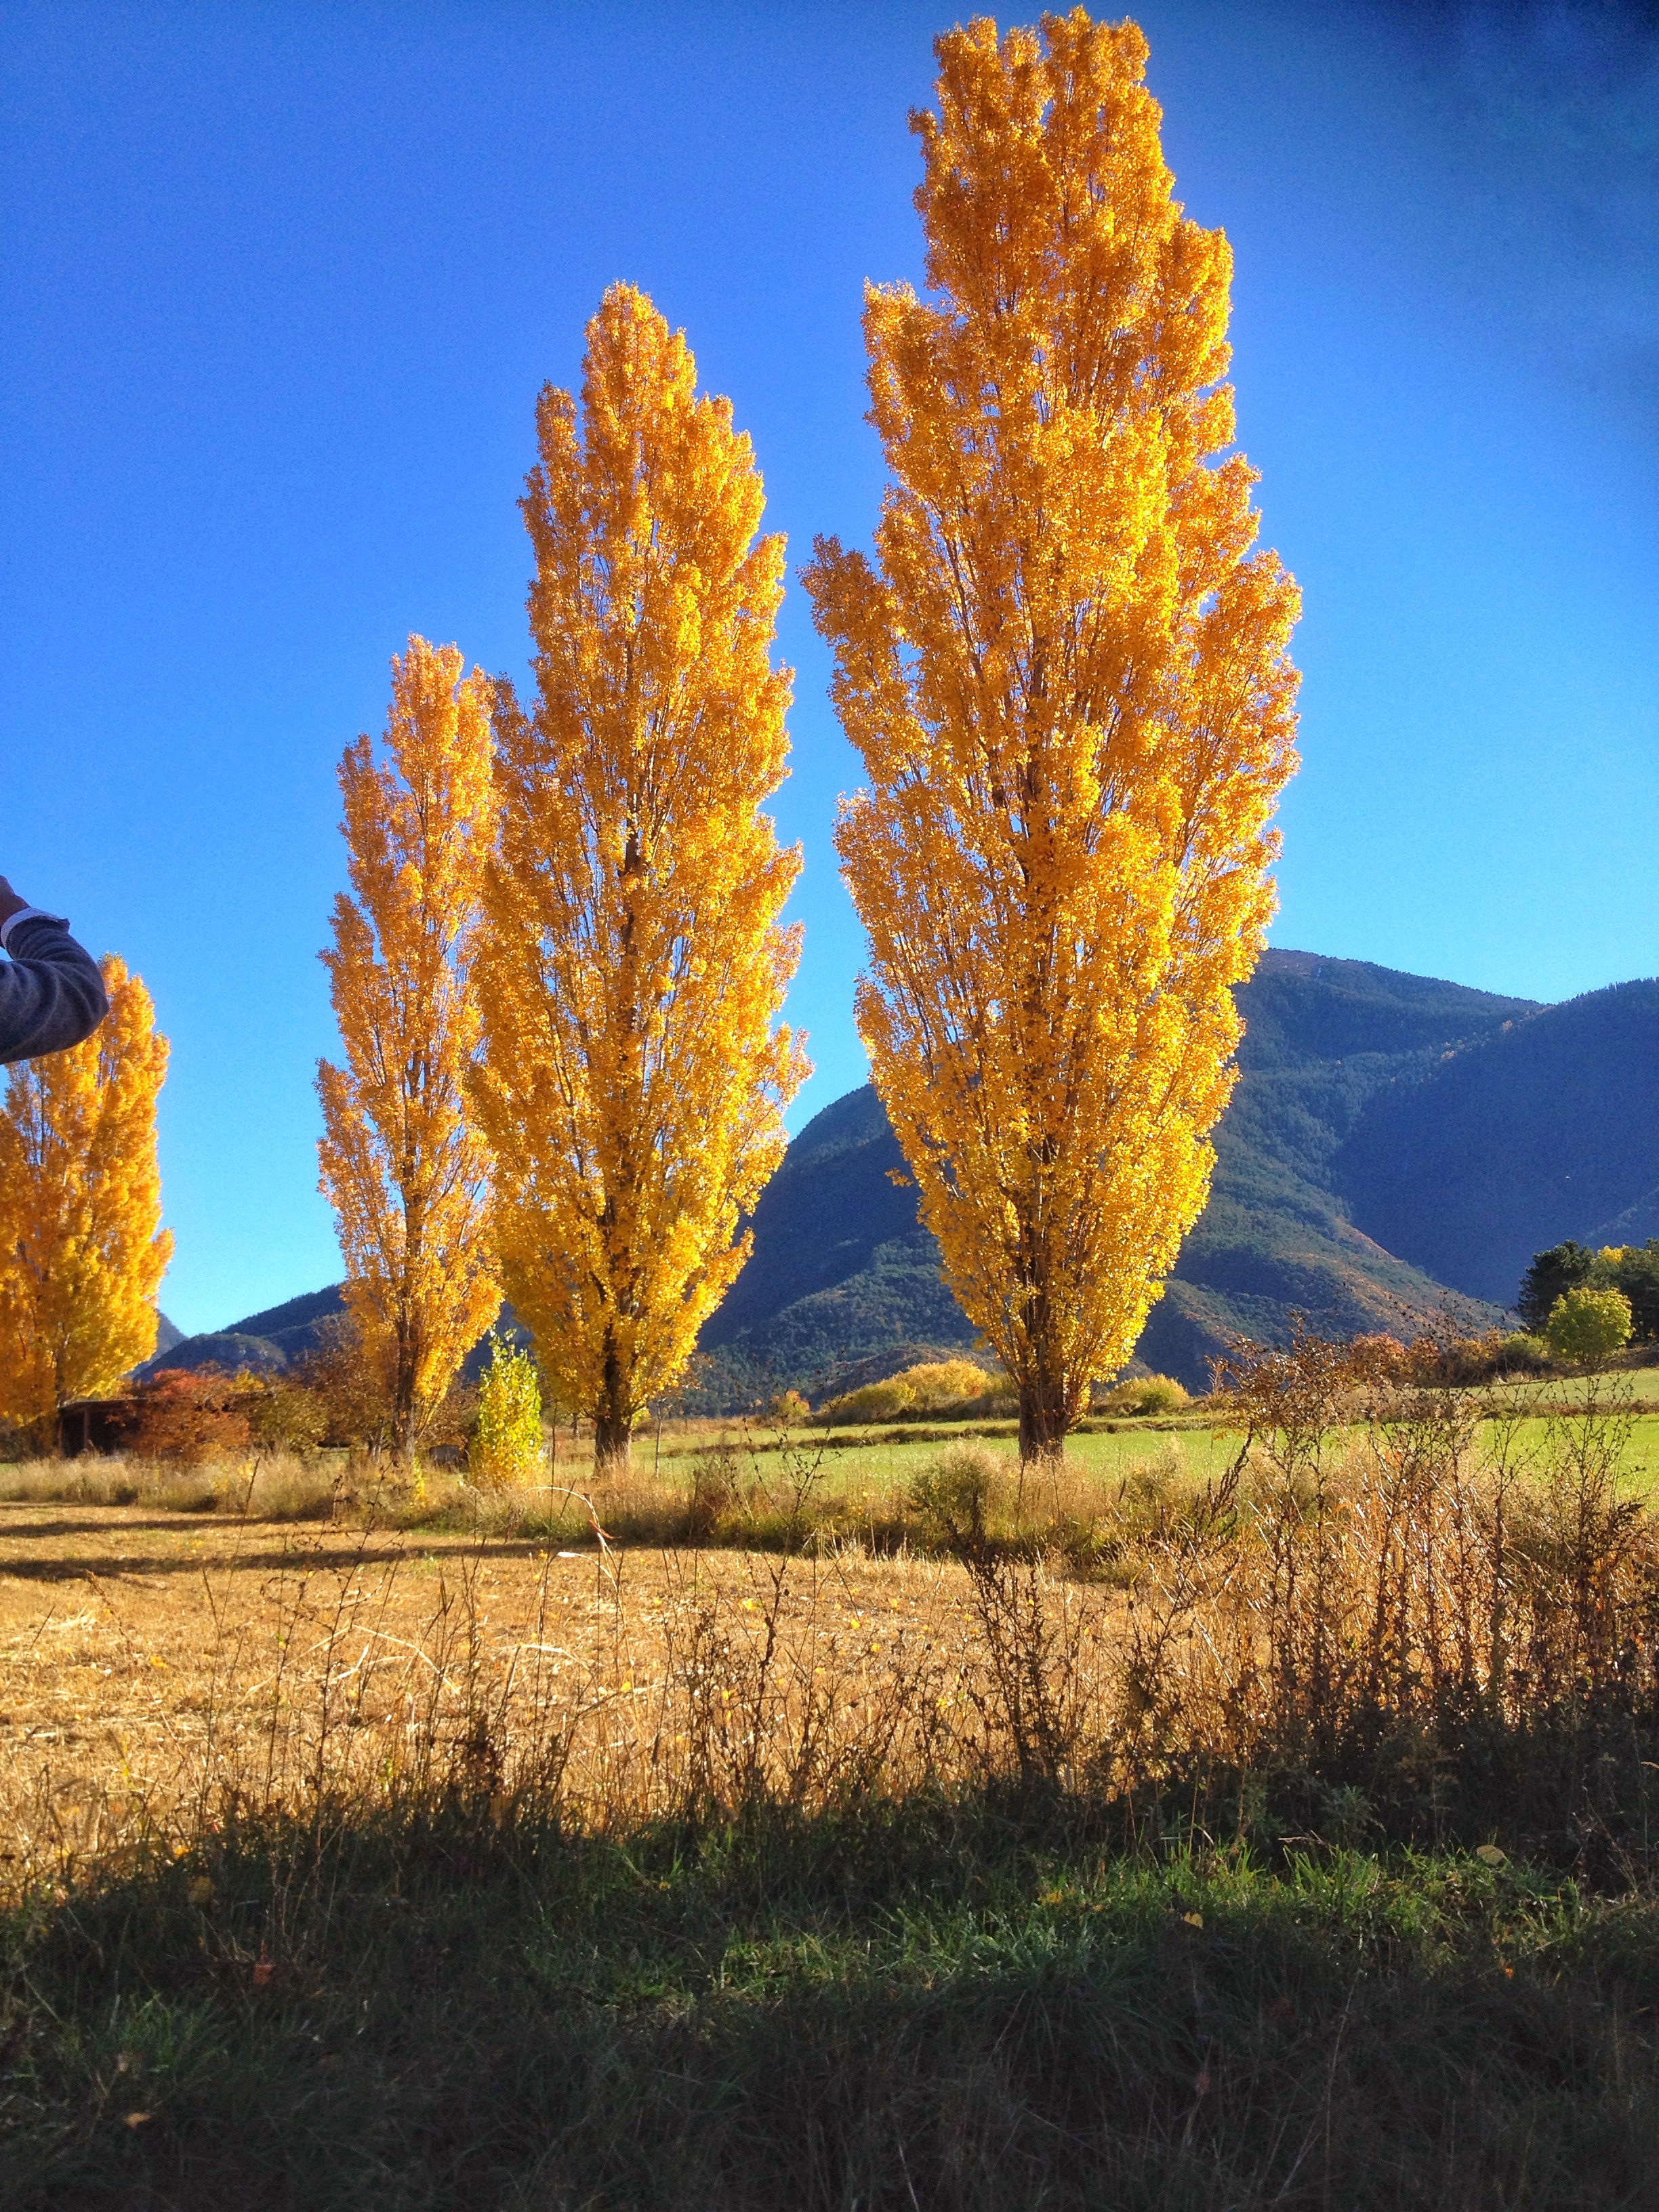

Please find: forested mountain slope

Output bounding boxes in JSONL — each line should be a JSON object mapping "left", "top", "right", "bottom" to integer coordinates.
{"left": 699, "top": 950, "right": 1542, "bottom": 1397}
{"left": 1334, "top": 979, "right": 1659, "bottom": 1304}
{"left": 152, "top": 953, "right": 1658, "bottom": 1401}
{"left": 141, "top": 1283, "right": 529, "bottom": 1385}
{"left": 139, "top": 1285, "right": 348, "bottom": 1380}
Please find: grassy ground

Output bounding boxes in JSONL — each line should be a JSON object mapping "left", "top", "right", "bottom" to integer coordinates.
{"left": 5, "top": 1379, "right": 1657, "bottom": 1549}
{"left": 7, "top": 1791, "right": 1659, "bottom": 2210}
{"left": 0, "top": 1507, "right": 984, "bottom": 1858}
{"left": 7, "top": 1373, "right": 1659, "bottom": 2206}
{"left": 655, "top": 1406, "right": 1659, "bottom": 1503}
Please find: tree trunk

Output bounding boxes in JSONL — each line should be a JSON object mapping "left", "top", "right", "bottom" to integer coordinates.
{"left": 388, "top": 1396, "right": 415, "bottom": 1469}
{"left": 389, "top": 1305, "right": 419, "bottom": 1468}
{"left": 1017, "top": 1374, "right": 1070, "bottom": 1465}
{"left": 593, "top": 1332, "right": 632, "bottom": 1473}
{"left": 1014, "top": 1212, "right": 1073, "bottom": 1465}
{"left": 593, "top": 1411, "right": 632, "bottom": 1471}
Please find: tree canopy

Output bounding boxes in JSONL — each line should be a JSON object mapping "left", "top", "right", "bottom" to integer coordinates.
{"left": 804, "top": 9, "right": 1299, "bottom": 1459}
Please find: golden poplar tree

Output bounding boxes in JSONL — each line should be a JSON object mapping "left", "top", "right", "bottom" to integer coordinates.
{"left": 317, "top": 636, "right": 499, "bottom": 1462}
{"left": 0, "top": 958, "right": 171, "bottom": 1434}
{"left": 472, "top": 284, "right": 808, "bottom": 1469}
{"left": 804, "top": 11, "right": 1301, "bottom": 1460}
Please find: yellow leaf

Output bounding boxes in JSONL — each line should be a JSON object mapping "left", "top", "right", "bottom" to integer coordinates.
{"left": 0, "top": 960, "right": 171, "bottom": 1420}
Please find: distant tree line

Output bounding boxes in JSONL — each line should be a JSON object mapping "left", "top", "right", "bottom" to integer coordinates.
{"left": 1519, "top": 1242, "right": 1659, "bottom": 1343}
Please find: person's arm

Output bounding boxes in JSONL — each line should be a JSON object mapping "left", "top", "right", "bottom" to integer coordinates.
{"left": 0, "top": 876, "right": 110, "bottom": 1065}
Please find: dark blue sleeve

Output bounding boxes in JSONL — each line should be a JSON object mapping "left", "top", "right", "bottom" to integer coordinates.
{"left": 0, "top": 918, "right": 110, "bottom": 1064}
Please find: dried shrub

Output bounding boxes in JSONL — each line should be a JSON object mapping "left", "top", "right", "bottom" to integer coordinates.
{"left": 814, "top": 1357, "right": 1000, "bottom": 1425}
{"left": 814, "top": 1376, "right": 917, "bottom": 1425}
{"left": 121, "top": 1368, "right": 252, "bottom": 1464}
{"left": 1095, "top": 1372, "right": 1191, "bottom": 1416}
{"left": 240, "top": 1373, "right": 327, "bottom": 1456}
{"left": 295, "top": 1314, "right": 390, "bottom": 1450}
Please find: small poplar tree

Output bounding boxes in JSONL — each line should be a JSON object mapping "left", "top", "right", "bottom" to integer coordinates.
{"left": 318, "top": 637, "right": 500, "bottom": 1465}
{"left": 0, "top": 957, "right": 172, "bottom": 1435}
{"left": 805, "top": 10, "right": 1300, "bottom": 1462}
{"left": 470, "top": 1338, "right": 544, "bottom": 1488}
{"left": 472, "top": 284, "right": 808, "bottom": 1471}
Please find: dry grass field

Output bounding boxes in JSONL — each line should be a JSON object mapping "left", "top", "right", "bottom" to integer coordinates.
{"left": 4, "top": 1371, "right": 1658, "bottom": 1879}
{"left": 0, "top": 1501, "right": 1033, "bottom": 1881}
{"left": 7, "top": 1368, "right": 1659, "bottom": 2207}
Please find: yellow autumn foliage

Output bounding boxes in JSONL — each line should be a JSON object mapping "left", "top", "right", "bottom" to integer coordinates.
{"left": 317, "top": 636, "right": 499, "bottom": 1460}
{"left": 473, "top": 285, "right": 808, "bottom": 1466}
{"left": 0, "top": 957, "right": 171, "bottom": 1429}
{"left": 804, "top": 10, "right": 1301, "bottom": 1460}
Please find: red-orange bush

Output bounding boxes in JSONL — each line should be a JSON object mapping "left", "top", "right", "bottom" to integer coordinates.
{"left": 122, "top": 1369, "right": 251, "bottom": 1464}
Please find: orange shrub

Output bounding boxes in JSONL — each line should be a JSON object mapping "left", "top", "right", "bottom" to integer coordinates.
{"left": 122, "top": 1370, "right": 251, "bottom": 1465}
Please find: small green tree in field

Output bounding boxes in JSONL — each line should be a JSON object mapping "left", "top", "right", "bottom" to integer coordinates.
{"left": 469, "top": 1338, "right": 544, "bottom": 1488}
{"left": 1546, "top": 1286, "right": 1633, "bottom": 1368}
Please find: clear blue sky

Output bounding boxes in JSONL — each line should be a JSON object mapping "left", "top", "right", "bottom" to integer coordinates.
{"left": 3, "top": 1, "right": 1655, "bottom": 1335}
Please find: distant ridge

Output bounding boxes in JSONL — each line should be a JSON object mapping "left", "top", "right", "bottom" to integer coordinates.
{"left": 138, "top": 1285, "right": 347, "bottom": 1381}
{"left": 139, "top": 1286, "right": 529, "bottom": 1385}
{"left": 148, "top": 951, "right": 1659, "bottom": 1402}
{"left": 697, "top": 947, "right": 1542, "bottom": 1398}
{"left": 1336, "top": 976, "right": 1659, "bottom": 1303}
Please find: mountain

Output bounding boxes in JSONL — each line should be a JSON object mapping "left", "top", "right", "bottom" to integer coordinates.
{"left": 1334, "top": 979, "right": 1659, "bottom": 1304}
{"left": 693, "top": 1086, "right": 979, "bottom": 1404}
{"left": 149, "top": 952, "right": 1659, "bottom": 1402}
{"left": 139, "top": 1286, "right": 531, "bottom": 1385}
{"left": 138, "top": 1285, "right": 347, "bottom": 1380}
{"left": 698, "top": 949, "right": 1544, "bottom": 1399}
{"left": 1133, "top": 950, "right": 1544, "bottom": 1379}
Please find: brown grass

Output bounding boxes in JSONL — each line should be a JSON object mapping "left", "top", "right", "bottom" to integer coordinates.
{"left": 0, "top": 1502, "right": 1031, "bottom": 1885}
{"left": 7, "top": 1355, "right": 1659, "bottom": 2208}
{"left": 3, "top": 1366, "right": 1657, "bottom": 1887}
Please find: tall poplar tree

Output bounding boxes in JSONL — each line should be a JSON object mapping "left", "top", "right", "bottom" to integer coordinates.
{"left": 317, "top": 636, "right": 499, "bottom": 1462}
{"left": 472, "top": 284, "right": 808, "bottom": 1469}
{"left": 0, "top": 958, "right": 171, "bottom": 1435}
{"left": 805, "top": 11, "right": 1301, "bottom": 1460}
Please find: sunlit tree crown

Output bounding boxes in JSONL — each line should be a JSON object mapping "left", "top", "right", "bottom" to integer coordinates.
{"left": 474, "top": 283, "right": 808, "bottom": 1464}
{"left": 317, "top": 635, "right": 499, "bottom": 1458}
{"left": 806, "top": 10, "right": 1300, "bottom": 1455}
{"left": 0, "top": 958, "right": 172, "bottom": 1423}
